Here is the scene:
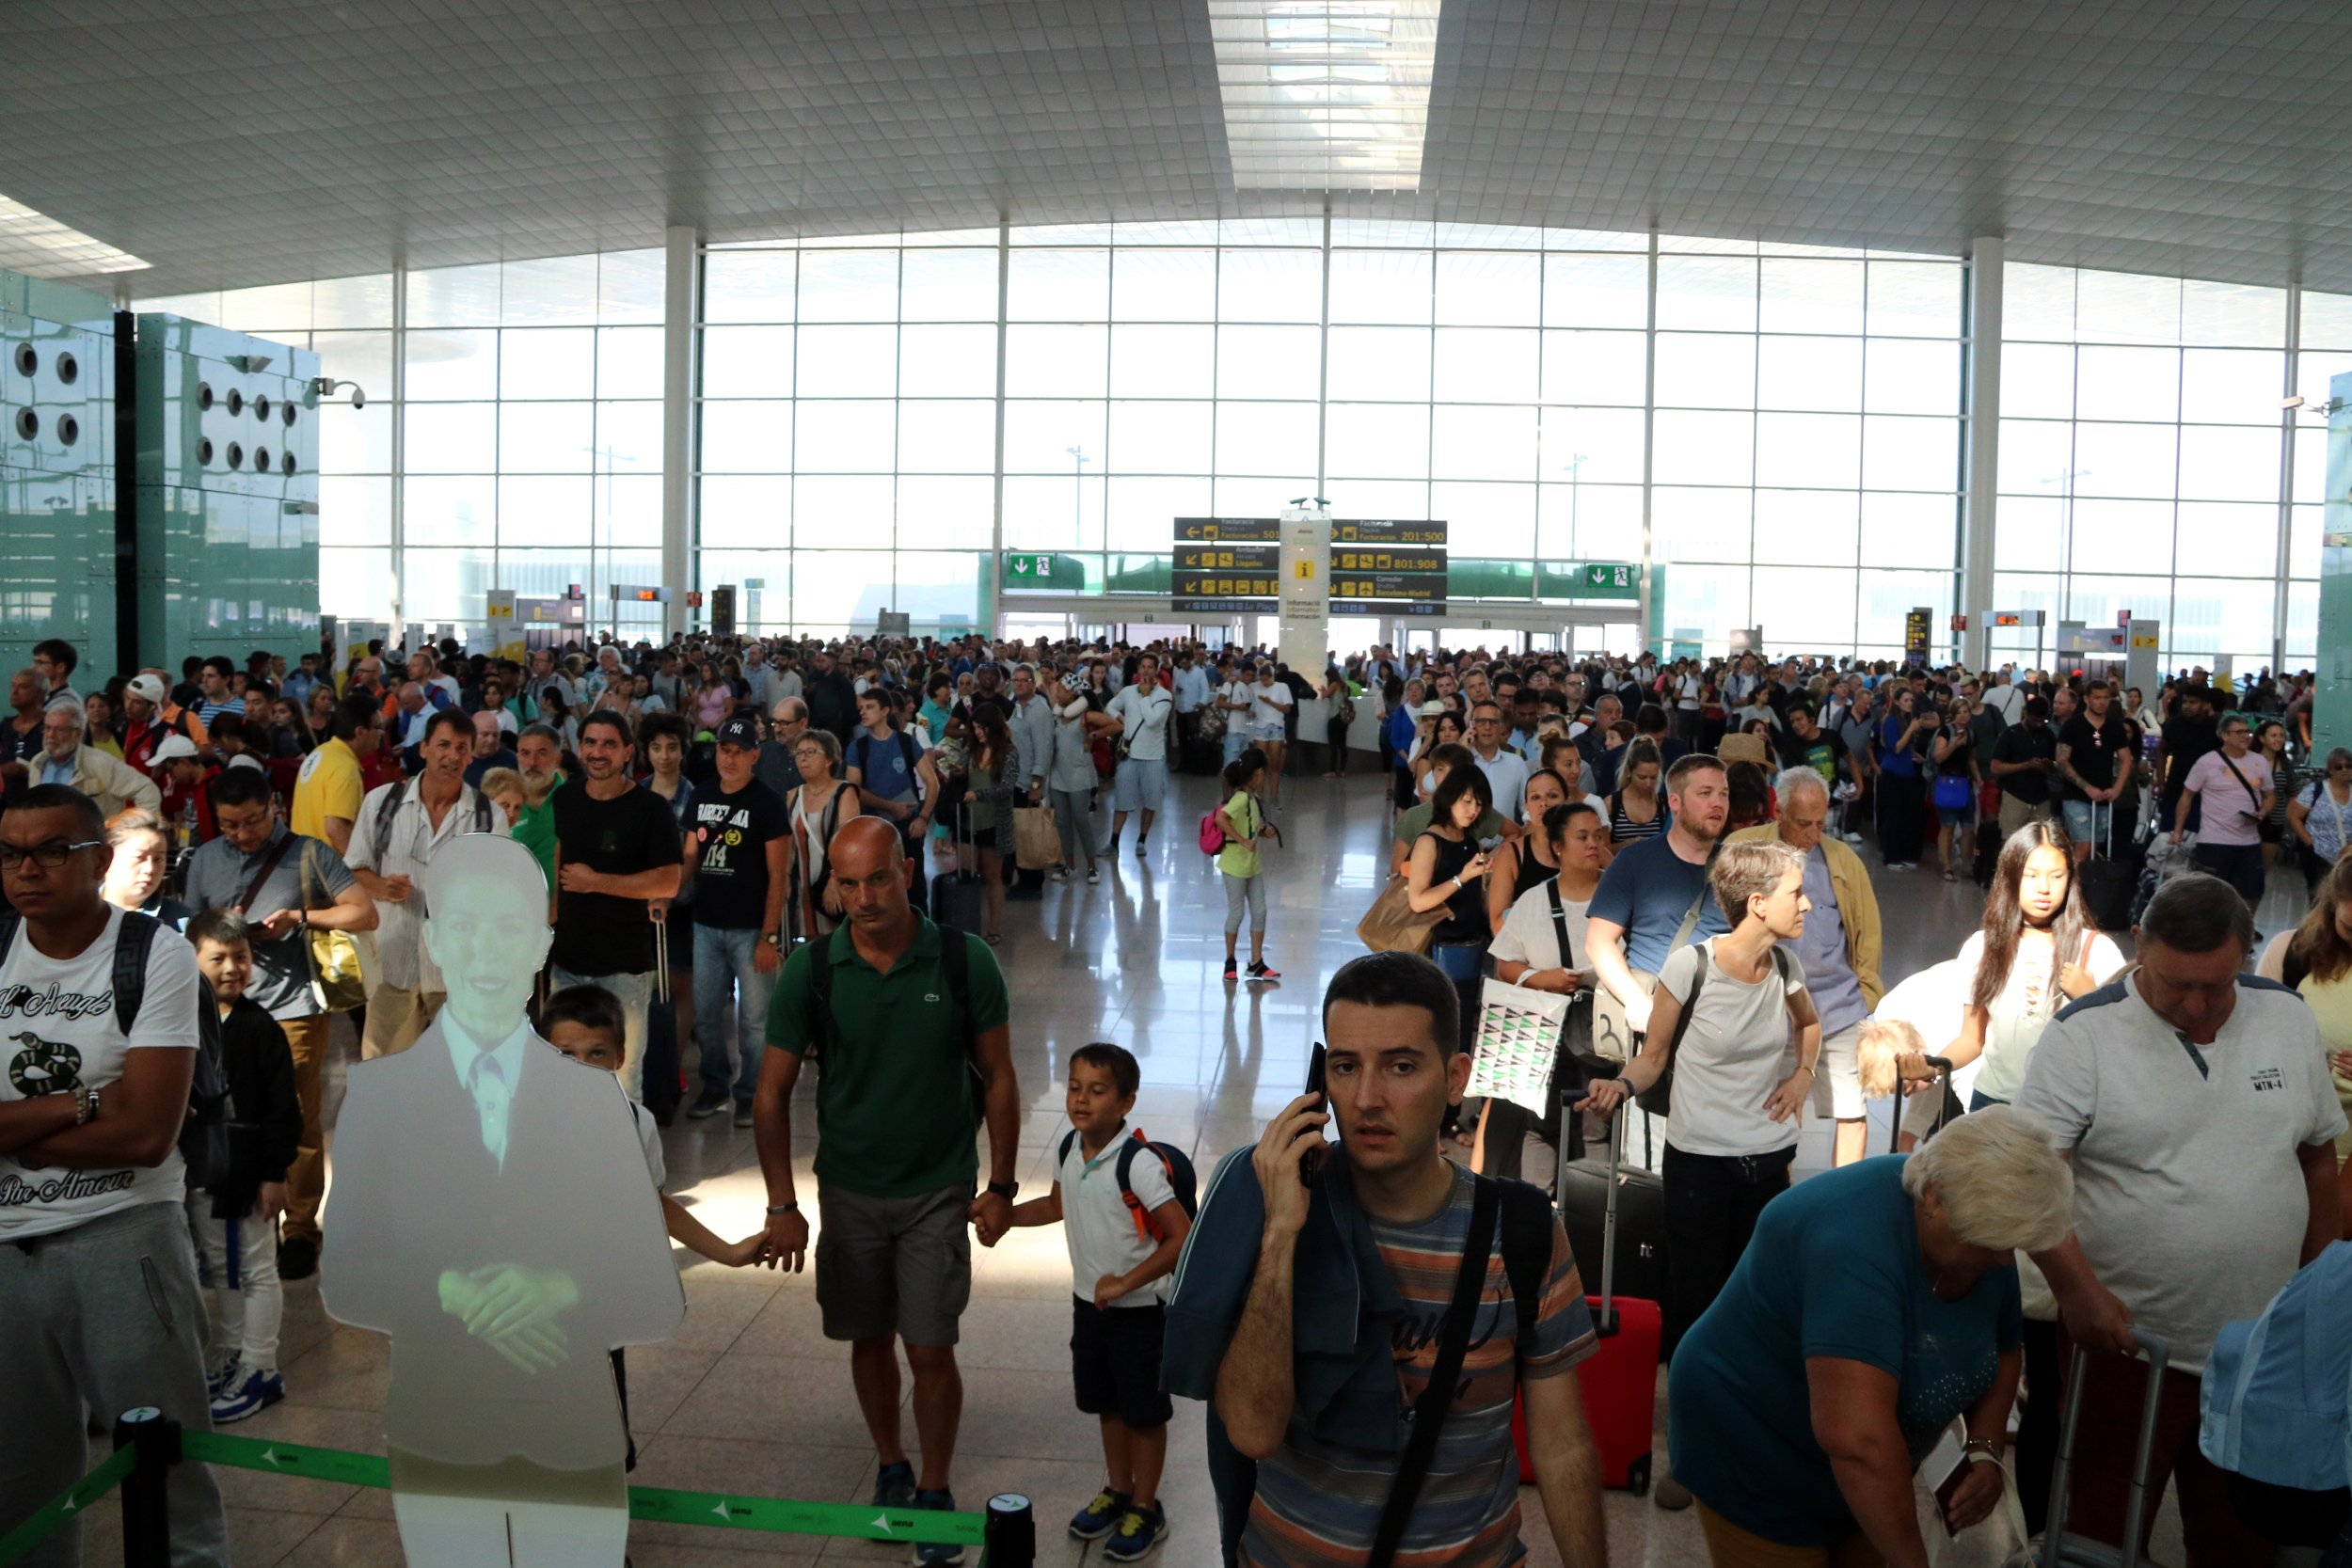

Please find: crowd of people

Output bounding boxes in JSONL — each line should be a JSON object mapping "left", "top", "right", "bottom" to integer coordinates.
{"left": 0, "top": 622, "right": 2347, "bottom": 1568}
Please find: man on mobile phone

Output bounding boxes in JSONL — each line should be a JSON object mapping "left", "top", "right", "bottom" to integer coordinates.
{"left": 1162, "top": 953, "right": 1608, "bottom": 1567}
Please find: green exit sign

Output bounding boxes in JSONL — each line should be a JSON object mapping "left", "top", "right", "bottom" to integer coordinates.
{"left": 1585, "top": 562, "right": 1637, "bottom": 593}
{"left": 1007, "top": 553, "right": 1056, "bottom": 581}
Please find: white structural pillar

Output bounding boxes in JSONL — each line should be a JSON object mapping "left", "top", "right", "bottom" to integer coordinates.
{"left": 660, "top": 225, "right": 698, "bottom": 640}
{"left": 1278, "top": 502, "right": 1331, "bottom": 675}
{"left": 1960, "top": 236, "right": 2003, "bottom": 671}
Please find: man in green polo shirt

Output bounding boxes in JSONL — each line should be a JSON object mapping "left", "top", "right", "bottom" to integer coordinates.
{"left": 753, "top": 816, "right": 1017, "bottom": 1565}
{"left": 509, "top": 723, "right": 564, "bottom": 897}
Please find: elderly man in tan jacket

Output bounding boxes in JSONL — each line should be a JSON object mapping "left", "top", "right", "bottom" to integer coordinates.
{"left": 1727, "top": 766, "right": 1883, "bottom": 1166}
{"left": 19, "top": 702, "right": 162, "bottom": 819}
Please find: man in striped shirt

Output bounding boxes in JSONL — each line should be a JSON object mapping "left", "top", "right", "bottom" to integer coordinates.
{"left": 1170, "top": 953, "right": 1609, "bottom": 1567}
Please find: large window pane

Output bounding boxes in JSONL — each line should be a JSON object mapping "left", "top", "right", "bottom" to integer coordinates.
{"left": 1653, "top": 486, "right": 1751, "bottom": 562}
{"left": 1325, "top": 403, "right": 1429, "bottom": 480}
{"left": 1433, "top": 328, "right": 1538, "bottom": 404}
{"left": 1536, "top": 407, "right": 1645, "bottom": 485}
{"left": 699, "top": 403, "right": 790, "bottom": 473}
{"left": 796, "top": 250, "right": 900, "bottom": 323}
{"left": 1216, "top": 325, "right": 1320, "bottom": 401}
{"left": 1755, "top": 413, "right": 1860, "bottom": 490}
{"left": 500, "top": 256, "right": 602, "bottom": 325}
{"left": 1655, "top": 257, "right": 1756, "bottom": 333}
{"left": 1328, "top": 251, "right": 1431, "bottom": 325}
{"left": 1859, "top": 492, "right": 1958, "bottom": 570}
{"left": 1327, "top": 327, "right": 1431, "bottom": 401}
{"left": 1107, "top": 400, "right": 1213, "bottom": 473}
{"left": 1105, "top": 476, "right": 1212, "bottom": 551}
{"left": 1541, "top": 329, "right": 1645, "bottom": 405}
{"left": 2075, "top": 346, "right": 2179, "bottom": 424}
{"left": 1759, "top": 260, "right": 1864, "bottom": 336}
{"left": 1538, "top": 480, "right": 1643, "bottom": 560}
{"left": 1655, "top": 333, "right": 1755, "bottom": 409}
{"left": 2076, "top": 271, "right": 2182, "bottom": 345}
{"left": 702, "top": 326, "right": 795, "bottom": 399}
{"left": 1757, "top": 337, "right": 1861, "bottom": 413}
{"left": 1218, "top": 250, "right": 1322, "bottom": 323}
{"left": 1002, "top": 400, "right": 1105, "bottom": 473}
{"left": 2072, "top": 422, "right": 2178, "bottom": 499}
{"left": 1753, "top": 489, "right": 1856, "bottom": 565}
{"left": 1001, "top": 474, "right": 1101, "bottom": 550}
{"left": 1112, "top": 250, "right": 1216, "bottom": 322}
{"left": 1861, "top": 415, "right": 1960, "bottom": 491}
{"left": 703, "top": 252, "right": 797, "bottom": 325}
{"left": 405, "top": 330, "right": 498, "bottom": 401}
{"left": 597, "top": 327, "right": 664, "bottom": 400}
{"left": 1650, "top": 411, "right": 1754, "bottom": 488}
{"left": 898, "top": 324, "right": 997, "bottom": 398}
{"left": 1006, "top": 325, "right": 1106, "bottom": 398}
{"left": 1999, "top": 343, "right": 2076, "bottom": 420}
{"left": 2179, "top": 349, "right": 2284, "bottom": 424}
{"left": 404, "top": 476, "right": 496, "bottom": 546}
{"left": 1435, "top": 252, "right": 1541, "bottom": 326}
{"left": 1216, "top": 402, "right": 1320, "bottom": 475}
{"left": 498, "top": 476, "right": 592, "bottom": 546}
{"left": 1866, "top": 262, "right": 1962, "bottom": 339}
{"left": 798, "top": 325, "right": 898, "bottom": 398}
{"left": 2177, "top": 500, "right": 2279, "bottom": 578}
{"left": 898, "top": 249, "right": 998, "bottom": 322}
{"left": 1430, "top": 404, "right": 1537, "bottom": 482}
{"left": 405, "top": 404, "right": 497, "bottom": 474}
{"left": 1008, "top": 250, "right": 1109, "bottom": 322}
{"left": 2176, "top": 426, "right": 2283, "bottom": 502}
{"left": 896, "top": 475, "right": 995, "bottom": 550}
{"left": 1434, "top": 482, "right": 1535, "bottom": 558}
{"left": 1110, "top": 324, "right": 1215, "bottom": 399}
{"left": 1755, "top": 565, "right": 1857, "bottom": 646}
{"left": 794, "top": 402, "right": 897, "bottom": 472}
{"left": 699, "top": 476, "right": 790, "bottom": 547}
{"left": 500, "top": 403, "right": 594, "bottom": 472}
{"left": 793, "top": 550, "right": 898, "bottom": 625}
{"left": 895, "top": 401, "right": 997, "bottom": 473}
{"left": 1544, "top": 254, "right": 1649, "bottom": 328}
{"left": 1863, "top": 339, "right": 1961, "bottom": 416}
{"left": 793, "top": 478, "right": 895, "bottom": 545}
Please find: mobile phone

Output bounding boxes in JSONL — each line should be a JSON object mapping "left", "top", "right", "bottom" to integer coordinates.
{"left": 1476, "top": 834, "right": 1503, "bottom": 852}
{"left": 1301, "top": 1043, "right": 1329, "bottom": 1189}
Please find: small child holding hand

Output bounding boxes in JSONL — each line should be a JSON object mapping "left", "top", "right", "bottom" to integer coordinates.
{"left": 1009, "top": 1042, "right": 1191, "bottom": 1562}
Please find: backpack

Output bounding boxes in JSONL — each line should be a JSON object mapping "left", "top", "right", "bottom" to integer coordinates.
{"left": 370, "top": 777, "right": 494, "bottom": 860}
{"left": 0, "top": 909, "right": 231, "bottom": 1187}
{"left": 1636, "top": 941, "right": 1796, "bottom": 1120}
{"left": 850, "top": 729, "right": 924, "bottom": 809}
{"left": 1057, "top": 1126, "right": 1200, "bottom": 1243}
{"left": 1198, "top": 811, "right": 1226, "bottom": 857}
{"left": 803, "top": 922, "right": 984, "bottom": 1123}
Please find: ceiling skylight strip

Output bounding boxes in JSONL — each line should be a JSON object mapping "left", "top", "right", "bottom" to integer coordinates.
{"left": 1211, "top": 0, "right": 1440, "bottom": 193}
{"left": 0, "top": 192, "right": 150, "bottom": 278}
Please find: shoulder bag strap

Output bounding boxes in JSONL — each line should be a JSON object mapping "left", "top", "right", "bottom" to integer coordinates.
{"left": 1547, "top": 879, "right": 1571, "bottom": 971}
{"left": 2218, "top": 754, "right": 2265, "bottom": 813}
{"left": 1666, "top": 843, "right": 1722, "bottom": 952}
{"left": 1662, "top": 942, "right": 1710, "bottom": 1060}
{"left": 1368, "top": 1175, "right": 1501, "bottom": 1568}
{"left": 232, "top": 832, "right": 299, "bottom": 915}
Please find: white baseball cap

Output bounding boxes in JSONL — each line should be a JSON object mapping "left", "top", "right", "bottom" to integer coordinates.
{"left": 149, "top": 735, "right": 199, "bottom": 765}
{"left": 128, "top": 673, "right": 167, "bottom": 705}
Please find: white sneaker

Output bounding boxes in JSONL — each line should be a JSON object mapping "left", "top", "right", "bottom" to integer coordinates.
{"left": 1050, "top": 865, "right": 1069, "bottom": 881}
{"left": 1087, "top": 866, "right": 1102, "bottom": 885}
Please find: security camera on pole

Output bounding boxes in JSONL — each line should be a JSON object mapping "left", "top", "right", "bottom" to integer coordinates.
{"left": 1278, "top": 499, "right": 1330, "bottom": 678}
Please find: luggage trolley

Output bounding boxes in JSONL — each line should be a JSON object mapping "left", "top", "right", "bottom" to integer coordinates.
{"left": 2040, "top": 1328, "right": 2169, "bottom": 1568}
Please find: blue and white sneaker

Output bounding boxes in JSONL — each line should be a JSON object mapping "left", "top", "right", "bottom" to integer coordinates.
{"left": 1068, "top": 1487, "right": 1128, "bottom": 1540}
{"left": 205, "top": 1354, "right": 242, "bottom": 1400}
{"left": 912, "top": 1488, "right": 962, "bottom": 1565}
{"left": 871, "top": 1460, "right": 917, "bottom": 1510}
{"left": 1102, "top": 1502, "right": 1168, "bottom": 1562}
{"left": 210, "top": 1366, "right": 284, "bottom": 1424}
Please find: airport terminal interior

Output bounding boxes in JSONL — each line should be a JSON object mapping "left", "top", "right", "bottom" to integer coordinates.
{"left": 4, "top": 3, "right": 2352, "bottom": 1566}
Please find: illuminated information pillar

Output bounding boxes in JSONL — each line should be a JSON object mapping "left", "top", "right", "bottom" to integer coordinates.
{"left": 1278, "top": 501, "right": 1331, "bottom": 675}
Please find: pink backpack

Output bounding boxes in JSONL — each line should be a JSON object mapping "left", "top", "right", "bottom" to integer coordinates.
{"left": 1199, "top": 809, "right": 1226, "bottom": 856}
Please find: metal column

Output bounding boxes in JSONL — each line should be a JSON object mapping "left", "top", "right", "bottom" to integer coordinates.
{"left": 1637, "top": 230, "right": 1659, "bottom": 653}
{"left": 2275, "top": 285, "right": 2300, "bottom": 675}
{"left": 989, "top": 221, "right": 1009, "bottom": 638}
{"left": 1960, "top": 236, "right": 2004, "bottom": 672}
{"left": 389, "top": 261, "right": 406, "bottom": 629}
{"left": 660, "top": 225, "right": 698, "bottom": 641}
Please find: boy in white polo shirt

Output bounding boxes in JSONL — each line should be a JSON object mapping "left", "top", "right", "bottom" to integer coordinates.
{"left": 1008, "top": 1042, "right": 1192, "bottom": 1562}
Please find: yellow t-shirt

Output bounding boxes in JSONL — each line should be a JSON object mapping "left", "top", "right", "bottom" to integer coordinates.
{"left": 292, "top": 736, "right": 363, "bottom": 840}
{"left": 1216, "top": 790, "right": 1262, "bottom": 879}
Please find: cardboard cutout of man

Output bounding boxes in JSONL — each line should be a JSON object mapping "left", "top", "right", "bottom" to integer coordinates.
{"left": 321, "top": 834, "right": 682, "bottom": 1566}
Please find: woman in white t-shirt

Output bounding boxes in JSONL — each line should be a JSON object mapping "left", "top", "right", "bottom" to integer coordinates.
{"left": 1578, "top": 838, "right": 1821, "bottom": 1354}
{"left": 1898, "top": 818, "right": 2126, "bottom": 1110}
{"left": 1248, "top": 664, "right": 1293, "bottom": 801}
{"left": 1474, "top": 800, "right": 1610, "bottom": 1180}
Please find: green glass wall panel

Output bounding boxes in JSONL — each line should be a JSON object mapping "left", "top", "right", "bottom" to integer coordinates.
{"left": 0, "top": 268, "right": 118, "bottom": 672}
{"left": 2317, "top": 372, "right": 2351, "bottom": 760}
{"left": 132, "top": 315, "right": 320, "bottom": 669}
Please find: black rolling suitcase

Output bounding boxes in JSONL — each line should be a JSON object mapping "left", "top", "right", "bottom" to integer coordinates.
{"left": 2077, "top": 812, "right": 2137, "bottom": 933}
{"left": 931, "top": 801, "right": 987, "bottom": 933}
{"left": 1558, "top": 1112, "right": 1668, "bottom": 1325}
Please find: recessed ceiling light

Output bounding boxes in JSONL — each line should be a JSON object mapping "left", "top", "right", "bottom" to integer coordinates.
{"left": 1211, "top": 0, "right": 1440, "bottom": 193}
{"left": 0, "top": 192, "right": 150, "bottom": 278}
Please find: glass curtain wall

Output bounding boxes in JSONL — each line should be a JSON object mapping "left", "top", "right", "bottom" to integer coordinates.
{"left": 151, "top": 234, "right": 2331, "bottom": 669}
{"left": 695, "top": 221, "right": 1972, "bottom": 654}
{"left": 1996, "top": 264, "right": 2332, "bottom": 672}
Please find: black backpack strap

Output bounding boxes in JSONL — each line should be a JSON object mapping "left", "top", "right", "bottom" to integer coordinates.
{"left": 1496, "top": 1178, "right": 1555, "bottom": 1363}
{"left": 896, "top": 730, "right": 922, "bottom": 800}
{"left": 1057, "top": 1129, "right": 1076, "bottom": 1169}
{"left": 803, "top": 930, "right": 836, "bottom": 1056}
{"left": 0, "top": 909, "right": 16, "bottom": 964}
{"left": 1369, "top": 1173, "right": 1501, "bottom": 1568}
{"left": 1661, "top": 942, "right": 1710, "bottom": 1060}
{"left": 373, "top": 778, "right": 408, "bottom": 861}
{"left": 112, "top": 911, "right": 158, "bottom": 1036}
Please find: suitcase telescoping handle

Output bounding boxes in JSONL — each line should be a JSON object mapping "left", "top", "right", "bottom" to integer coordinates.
{"left": 1595, "top": 1080, "right": 1623, "bottom": 1337}
{"left": 2042, "top": 1327, "right": 2169, "bottom": 1568}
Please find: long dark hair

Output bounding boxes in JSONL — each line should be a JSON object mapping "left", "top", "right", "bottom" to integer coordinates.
{"left": 972, "top": 705, "right": 1014, "bottom": 771}
{"left": 1428, "top": 760, "right": 1494, "bottom": 834}
{"left": 1970, "top": 819, "right": 2092, "bottom": 1015}
{"left": 2289, "top": 855, "right": 2352, "bottom": 988}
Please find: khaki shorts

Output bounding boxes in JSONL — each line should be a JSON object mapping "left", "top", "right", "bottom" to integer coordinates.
{"left": 1808, "top": 1020, "right": 1867, "bottom": 1121}
{"left": 815, "top": 1181, "right": 974, "bottom": 1347}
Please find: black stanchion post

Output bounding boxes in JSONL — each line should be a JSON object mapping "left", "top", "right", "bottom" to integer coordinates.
{"left": 982, "top": 1493, "right": 1034, "bottom": 1568}
{"left": 111, "top": 1406, "right": 181, "bottom": 1568}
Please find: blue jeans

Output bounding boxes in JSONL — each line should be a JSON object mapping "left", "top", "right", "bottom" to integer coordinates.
{"left": 2060, "top": 797, "right": 2113, "bottom": 847}
{"left": 693, "top": 924, "right": 778, "bottom": 1105}
{"left": 550, "top": 966, "right": 653, "bottom": 1102}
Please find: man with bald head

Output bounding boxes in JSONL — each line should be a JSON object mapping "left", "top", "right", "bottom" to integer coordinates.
{"left": 752, "top": 816, "right": 1019, "bottom": 1543}
{"left": 464, "top": 707, "right": 516, "bottom": 786}
{"left": 755, "top": 698, "right": 811, "bottom": 800}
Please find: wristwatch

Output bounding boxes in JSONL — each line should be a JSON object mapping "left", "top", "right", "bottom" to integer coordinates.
{"left": 763, "top": 931, "right": 784, "bottom": 949}
{"left": 986, "top": 1180, "right": 1019, "bottom": 1202}
{"left": 765, "top": 1201, "right": 799, "bottom": 1216}
{"left": 75, "top": 1087, "right": 99, "bottom": 1126}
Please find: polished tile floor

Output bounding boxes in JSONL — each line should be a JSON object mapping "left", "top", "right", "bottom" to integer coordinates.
{"left": 94, "top": 766, "right": 2304, "bottom": 1565}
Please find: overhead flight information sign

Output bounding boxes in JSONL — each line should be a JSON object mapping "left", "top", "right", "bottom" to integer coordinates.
{"left": 1173, "top": 517, "right": 1280, "bottom": 612}
{"left": 1328, "top": 519, "right": 1447, "bottom": 615}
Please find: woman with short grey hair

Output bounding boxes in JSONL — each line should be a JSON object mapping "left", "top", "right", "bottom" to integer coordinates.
{"left": 1664, "top": 1105, "right": 2071, "bottom": 1565}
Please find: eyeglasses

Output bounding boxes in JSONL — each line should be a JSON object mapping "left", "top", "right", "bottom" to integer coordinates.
{"left": 0, "top": 839, "right": 104, "bottom": 870}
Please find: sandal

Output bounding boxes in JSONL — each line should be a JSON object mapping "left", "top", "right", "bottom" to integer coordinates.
{"left": 1942, "top": 869, "right": 1956, "bottom": 882}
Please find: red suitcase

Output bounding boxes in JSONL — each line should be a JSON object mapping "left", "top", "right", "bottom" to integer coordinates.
{"left": 1513, "top": 1098, "right": 1659, "bottom": 1493}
